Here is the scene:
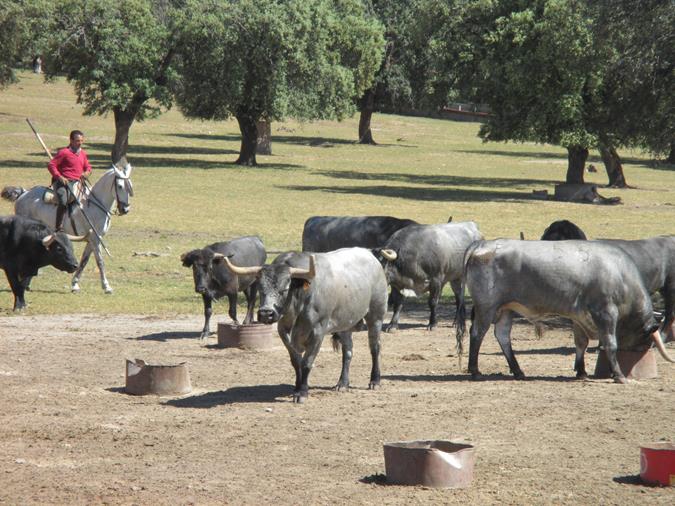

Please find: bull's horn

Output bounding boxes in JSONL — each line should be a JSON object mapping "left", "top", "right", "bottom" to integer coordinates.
{"left": 222, "top": 256, "right": 263, "bottom": 276}
{"left": 652, "top": 330, "right": 675, "bottom": 363}
{"left": 66, "top": 230, "right": 89, "bottom": 242}
{"left": 290, "top": 254, "right": 316, "bottom": 280}
{"left": 42, "top": 234, "right": 55, "bottom": 247}
{"left": 381, "top": 249, "right": 397, "bottom": 261}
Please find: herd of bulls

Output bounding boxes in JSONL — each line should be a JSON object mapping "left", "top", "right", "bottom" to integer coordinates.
{"left": 179, "top": 216, "right": 675, "bottom": 402}
{"left": 1, "top": 208, "right": 673, "bottom": 403}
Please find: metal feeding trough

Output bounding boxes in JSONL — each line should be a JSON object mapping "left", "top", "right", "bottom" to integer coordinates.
{"left": 383, "top": 440, "right": 475, "bottom": 488}
{"left": 217, "top": 322, "right": 276, "bottom": 350}
{"left": 594, "top": 348, "right": 658, "bottom": 380}
{"left": 125, "top": 359, "right": 192, "bottom": 396}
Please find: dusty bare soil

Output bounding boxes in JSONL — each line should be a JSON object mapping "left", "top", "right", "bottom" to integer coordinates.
{"left": 0, "top": 310, "right": 673, "bottom": 505}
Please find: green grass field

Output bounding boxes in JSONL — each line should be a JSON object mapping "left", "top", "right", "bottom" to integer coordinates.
{"left": 1, "top": 71, "right": 674, "bottom": 316}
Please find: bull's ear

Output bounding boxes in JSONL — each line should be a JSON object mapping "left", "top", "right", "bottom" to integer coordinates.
{"left": 180, "top": 251, "right": 194, "bottom": 267}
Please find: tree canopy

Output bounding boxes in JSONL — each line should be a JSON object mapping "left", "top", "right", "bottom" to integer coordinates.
{"left": 43, "top": 0, "right": 180, "bottom": 162}
{"left": 174, "top": 0, "right": 384, "bottom": 165}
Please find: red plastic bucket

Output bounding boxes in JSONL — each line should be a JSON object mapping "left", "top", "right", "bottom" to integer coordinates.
{"left": 640, "top": 442, "right": 675, "bottom": 486}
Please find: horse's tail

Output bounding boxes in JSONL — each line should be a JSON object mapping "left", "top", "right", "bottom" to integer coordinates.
{"left": 1, "top": 186, "right": 26, "bottom": 202}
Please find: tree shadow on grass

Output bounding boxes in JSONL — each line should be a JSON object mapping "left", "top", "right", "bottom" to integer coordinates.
{"left": 163, "top": 384, "right": 294, "bottom": 407}
{"left": 457, "top": 148, "right": 653, "bottom": 167}
{"left": 317, "top": 169, "right": 561, "bottom": 188}
{"left": 87, "top": 142, "right": 239, "bottom": 157}
{"left": 282, "top": 184, "right": 534, "bottom": 203}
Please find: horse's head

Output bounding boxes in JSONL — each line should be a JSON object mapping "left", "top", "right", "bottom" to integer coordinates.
{"left": 111, "top": 162, "right": 133, "bottom": 215}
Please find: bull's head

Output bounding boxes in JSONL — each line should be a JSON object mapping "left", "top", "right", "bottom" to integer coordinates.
{"left": 181, "top": 249, "right": 231, "bottom": 298}
{"left": 43, "top": 231, "right": 88, "bottom": 273}
{"left": 224, "top": 254, "right": 315, "bottom": 324}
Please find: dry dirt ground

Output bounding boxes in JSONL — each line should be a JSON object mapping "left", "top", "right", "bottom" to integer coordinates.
{"left": 0, "top": 308, "right": 673, "bottom": 505}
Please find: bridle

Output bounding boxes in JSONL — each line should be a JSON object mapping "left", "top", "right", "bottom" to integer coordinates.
{"left": 82, "top": 163, "right": 133, "bottom": 217}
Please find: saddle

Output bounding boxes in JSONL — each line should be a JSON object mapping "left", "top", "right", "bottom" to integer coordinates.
{"left": 42, "top": 180, "right": 85, "bottom": 205}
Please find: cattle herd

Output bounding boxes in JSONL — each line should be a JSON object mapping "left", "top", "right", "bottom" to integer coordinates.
{"left": 1, "top": 206, "right": 674, "bottom": 403}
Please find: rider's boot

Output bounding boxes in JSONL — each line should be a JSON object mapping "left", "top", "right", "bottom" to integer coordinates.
{"left": 55, "top": 205, "right": 66, "bottom": 232}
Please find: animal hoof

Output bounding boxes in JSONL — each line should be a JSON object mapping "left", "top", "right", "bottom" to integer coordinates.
{"left": 470, "top": 372, "right": 482, "bottom": 381}
{"left": 334, "top": 384, "right": 349, "bottom": 392}
{"left": 104, "top": 288, "right": 113, "bottom": 294}
{"left": 384, "top": 325, "right": 397, "bottom": 334}
{"left": 614, "top": 376, "right": 629, "bottom": 384}
{"left": 513, "top": 371, "right": 526, "bottom": 380}
{"left": 293, "top": 393, "right": 308, "bottom": 404}
{"left": 368, "top": 382, "right": 380, "bottom": 390}
{"left": 575, "top": 373, "right": 589, "bottom": 380}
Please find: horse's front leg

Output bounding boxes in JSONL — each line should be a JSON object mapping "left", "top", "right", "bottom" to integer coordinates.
{"left": 71, "top": 242, "right": 93, "bottom": 293}
{"left": 92, "top": 240, "right": 113, "bottom": 294}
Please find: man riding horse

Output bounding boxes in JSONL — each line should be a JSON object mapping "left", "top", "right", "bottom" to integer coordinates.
{"left": 47, "top": 130, "right": 91, "bottom": 232}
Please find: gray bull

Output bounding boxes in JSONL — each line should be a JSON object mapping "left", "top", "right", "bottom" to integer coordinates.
{"left": 457, "top": 240, "right": 674, "bottom": 383}
{"left": 379, "top": 221, "right": 482, "bottom": 331}
{"left": 599, "top": 237, "right": 675, "bottom": 343}
{"left": 224, "top": 248, "right": 388, "bottom": 403}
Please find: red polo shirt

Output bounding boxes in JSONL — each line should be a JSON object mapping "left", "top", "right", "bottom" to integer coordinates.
{"left": 47, "top": 147, "right": 92, "bottom": 181}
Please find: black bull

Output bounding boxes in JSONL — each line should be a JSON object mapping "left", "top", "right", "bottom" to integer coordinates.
{"left": 457, "top": 240, "right": 674, "bottom": 383}
{"left": 181, "top": 236, "right": 266, "bottom": 339}
{"left": 0, "top": 215, "right": 83, "bottom": 310}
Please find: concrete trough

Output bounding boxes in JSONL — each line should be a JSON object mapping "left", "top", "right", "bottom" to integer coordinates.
{"left": 125, "top": 359, "right": 192, "bottom": 396}
{"left": 217, "top": 322, "right": 276, "bottom": 350}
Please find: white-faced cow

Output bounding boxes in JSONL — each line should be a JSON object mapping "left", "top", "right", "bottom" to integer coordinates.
{"left": 181, "top": 236, "right": 266, "bottom": 340}
{"left": 378, "top": 221, "right": 482, "bottom": 331}
{"left": 456, "top": 239, "right": 674, "bottom": 383}
{"left": 224, "top": 248, "right": 388, "bottom": 403}
{"left": 0, "top": 215, "right": 87, "bottom": 310}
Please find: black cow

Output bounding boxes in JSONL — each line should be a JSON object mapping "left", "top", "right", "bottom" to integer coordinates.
{"left": 457, "top": 239, "right": 674, "bottom": 383}
{"left": 0, "top": 215, "right": 82, "bottom": 310}
{"left": 301, "top": 215, "right": 418, "bottom": 252}
{"left": 378, "top": 221, "right": 482, "bottom": 331}
{"left": 181, "top": 236, "right": 266, "bottom": 339}
{"left": 541, "top": 220, "right": 587, "bottom": 241}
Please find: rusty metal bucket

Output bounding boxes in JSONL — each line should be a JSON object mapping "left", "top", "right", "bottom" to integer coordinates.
{"left": 125, "top": 359, "right": 192, "bottom": 396}
{"left": 594, "top": 348, "right": 658, "bottom": 380}
{"left": 217, "top": 322, "right": 275, "bottom": 350}
{"left": 383, "top": 440, "right": 475, "bottom": 488}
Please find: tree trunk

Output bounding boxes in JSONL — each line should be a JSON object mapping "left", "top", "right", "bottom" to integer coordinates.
{"left": 598, "top": 143, "right": 628, "bottom": 188}
{"left": 565, "top": 145, "right": 588, "bottom": 184}
{"left": 256, "top": 120, "right": 272, "bottom": 155}
{"left": 236, "top": 113, "right": 258, "bottom": 166}
{"left": 358, "top": 88, "right": 376, "bottom": 145}
{"left": 667, "top": 142, "right": 675, "bottom": 164}
{"left": 112, "top": 108, "right": 136, "bottom": 164}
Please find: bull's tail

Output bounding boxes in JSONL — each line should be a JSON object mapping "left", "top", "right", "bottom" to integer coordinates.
{"left": 456, "top": 240, "right": 482, "bottom": 369}
{"left": 331, "top": 333, "right": 341, "bottom": 352}
{"left": 1, "top": 186, "right": 26, "bottom": 202}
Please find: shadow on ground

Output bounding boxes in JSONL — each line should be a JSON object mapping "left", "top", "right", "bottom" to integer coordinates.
{"left": 163, "top": 384, "right": 294, "bottom": 407}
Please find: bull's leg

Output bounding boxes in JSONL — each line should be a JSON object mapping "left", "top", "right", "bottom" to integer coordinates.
{"left": 367, "top": 318, "right": 383, "bottom": 389}
{"left": 334, "top": 331, "right": 353, "bottom": 392}
{"left": 426, "top": 279, "right": 443, "bottom": 330}
{"left": 572, "top": 323, "right": 590, "bottom": 379}
{"left": 200, "top": 294, "right": 213, "bottom": 339}
{"left": 6, "top": 271, "right": 26, "bottom": 311}
{"left": 593, "top": 309, "right": 626, "bottom": 383}
{"left": 660, "top": 285, "right": 675, "bottom": 343}
{"left": 71, "top": 242, "right": 93, "bottom": 293}
{"left": 493, "top": 310, "right": 524, "bottom": 379}
{"left": 91, "top": 241, "right": 112, "bottom": 294}
{"left": 242, "top": 283, "right": 258, "bottom": 324}
{"left": 295, "top": 329, "right": 324, "bottom": 403}
{"left": 450, "top": 278, "right": 463, "bottom": 328}
{"left": 278, "top": 324, "right": 302, "bottom": 391}
{"left": 468, "top": 307, "right": 493, "bottom": 379}
{"left": 385, "top": 287, "right": 404, "bottom": 333}
{"left": 226, "top": 292, "right": 238, "bottom": 324}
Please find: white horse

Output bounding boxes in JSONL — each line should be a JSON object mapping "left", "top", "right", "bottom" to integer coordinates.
{"left": 2, "top": 162, "right": 134, "bottom": 293}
